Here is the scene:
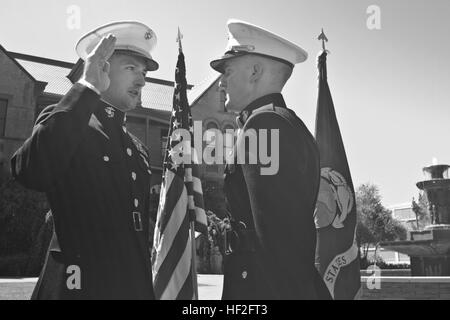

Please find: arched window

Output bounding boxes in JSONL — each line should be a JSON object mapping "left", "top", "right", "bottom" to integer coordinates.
{"left": 223, "top": 124, "right": 235, "bottom": 163}
{"left": 204, "top": 121, "right": 220, "bottom": 162}
{"left": 223, "top": 124, "right": 234, "bottom": 131}
{"left": 206, "top": 121, "right": 219, "bottom": 130}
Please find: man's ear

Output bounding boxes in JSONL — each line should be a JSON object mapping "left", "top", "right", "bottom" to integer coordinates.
{"left": 250, "top": 62, "right": 263, "bottom": 83}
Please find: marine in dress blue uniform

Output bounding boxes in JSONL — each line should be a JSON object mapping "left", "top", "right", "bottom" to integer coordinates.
{"left": 210, "top": 19, "right": 332, "bottom": 300}
{"left": 11, "top": 22, "right": 158, "bottom": 300}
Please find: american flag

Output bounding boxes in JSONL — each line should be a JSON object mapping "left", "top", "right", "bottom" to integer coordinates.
{"left": 152, "top": 45, "right": 207, "bottom": 300}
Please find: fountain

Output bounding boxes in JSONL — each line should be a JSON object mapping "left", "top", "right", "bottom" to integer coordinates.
{"left": 381, "top": 162, "right": 450, "bottom": 276}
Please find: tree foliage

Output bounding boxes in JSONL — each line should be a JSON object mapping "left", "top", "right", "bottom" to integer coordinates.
{"left": 355, "top": 183, "right": 407, "bottom": 263}
{"left": 0, "top": 178, "right": 52, "bottom": 276}
{"left": 0, "top": 178, "right": 49, "bottom": 256}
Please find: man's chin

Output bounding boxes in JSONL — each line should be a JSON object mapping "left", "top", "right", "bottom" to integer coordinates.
{"left": 125, "top": 103, "right": 137, "bottom": 111}
{"left": 120, "top": 99, "right": 138, "bottom": 112}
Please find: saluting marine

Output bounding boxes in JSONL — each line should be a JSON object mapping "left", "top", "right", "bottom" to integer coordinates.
{"left": 210, "top": 19, "right": 332, "bottom": 300}
{"left": 11, "top": 21, "right": 157, "bottom": 300}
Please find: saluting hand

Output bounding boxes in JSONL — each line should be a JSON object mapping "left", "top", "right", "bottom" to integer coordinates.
{"left": 81, "top": 34, "right": 116, "bottom": 93}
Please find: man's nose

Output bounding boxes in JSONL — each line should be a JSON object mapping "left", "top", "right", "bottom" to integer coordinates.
{"left": 135, "top": 73, "right": 146, "bottom": 87}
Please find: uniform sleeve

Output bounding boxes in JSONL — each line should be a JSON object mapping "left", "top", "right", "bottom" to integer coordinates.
{"left": 10, "top": 83, "right": 100, "bottom": 191}
{"left": 240, "top": 112, "right": 320, "bottom": 298}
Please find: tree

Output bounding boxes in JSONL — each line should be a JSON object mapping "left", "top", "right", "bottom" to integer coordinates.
{"left": 356, "top": 183, "right": 407, "bottom": 265}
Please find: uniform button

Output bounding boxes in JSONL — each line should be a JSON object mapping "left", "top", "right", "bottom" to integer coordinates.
{"left": 242, "top": 271, "right": 248, "bottom": 279}
{"left": 103, "top": 156, "right": 109, "bottom": 162}
{"left": 147, "top": 169, "right": 152, "bottom": 175}
{"left": 127, "top": 148, "right": 132, "bottom": 156}
{"left": 131, "top": 172, "right": 137, "bottom": 181}
{"left": 134, "top": 199, "right": 139, "bottom": 208}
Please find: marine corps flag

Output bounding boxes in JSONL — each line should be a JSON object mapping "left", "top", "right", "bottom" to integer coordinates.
{"left": 152, "top": 31, "right": 207, "bottom": 300}
{"left": 314, "top": 50, "right": 361, "bottom": 299}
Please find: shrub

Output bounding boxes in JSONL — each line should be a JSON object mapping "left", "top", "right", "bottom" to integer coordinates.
{"left": 0, "top": 178, "right": 51, "bottom": 277}
{"left": 26, "top": 211, "right": 53, "bottom": 276}
{"left": 0, "top": 178, "right": 49, "bottom": 256}
{"left": 0, "top": 253, "right": 29, "bottom": 277}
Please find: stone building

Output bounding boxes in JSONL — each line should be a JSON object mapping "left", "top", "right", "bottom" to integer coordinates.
{"left": 188, "top": 73, "right": 238, "bottom": 217}
{"left": 0, "top": 45, "right": 45, "bottom": 181}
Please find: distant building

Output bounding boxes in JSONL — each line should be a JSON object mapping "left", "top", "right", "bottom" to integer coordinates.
{"left": 389, "top": 202, "right": 417, "bottom": 230}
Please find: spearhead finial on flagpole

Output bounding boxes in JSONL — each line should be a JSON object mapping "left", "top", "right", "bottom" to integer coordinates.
{"left": 318, "top": 28, "right": 329, "bottom": 53}
{"left": 176, "top": 27, "right": 183, "bottom": 53}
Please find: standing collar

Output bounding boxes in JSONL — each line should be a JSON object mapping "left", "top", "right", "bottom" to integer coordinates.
{"left": 237, "top": 93, "right": 287, "bottom": 127}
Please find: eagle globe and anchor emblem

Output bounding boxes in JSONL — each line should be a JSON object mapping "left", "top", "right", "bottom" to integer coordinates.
{"left": 314, "top": 167, "right": 354, "bottom": 229}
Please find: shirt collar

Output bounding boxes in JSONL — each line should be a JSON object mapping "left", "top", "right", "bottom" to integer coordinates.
{"left": 236, "top": 93, "right": 287, "bottom": 128}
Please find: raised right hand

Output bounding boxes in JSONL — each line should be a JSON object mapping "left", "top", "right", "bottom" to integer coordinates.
{"left": 80, "top": 34, "right": 116, "bottom": 93}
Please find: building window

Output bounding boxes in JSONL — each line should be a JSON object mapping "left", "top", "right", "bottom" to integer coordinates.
{"left": 204, "top": 121, "right": 220, "bottom": 160}
{"left": 206, "top": 121, "right": 219, "bottom": 130}
{"left": 0, "top": 141, "right": 4, "bottom": 177}
{"left": 223, "top": 124, "right": 235, "bottom": 163}
{"left": 0, "top": 98, "right": 8, "bottom": 137}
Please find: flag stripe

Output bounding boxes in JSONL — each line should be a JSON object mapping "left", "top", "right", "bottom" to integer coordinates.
{"left": 153, "top": 181, "right": 188, "bottom": 275}
{"left": 160, "top": 241, "right": 191, "bottom": 299}
{"left": 154, "top": 213, "right": 190, "bottom": 299}
{"left": 184, "top": 183, "right": 204, "bottom": 206}
{"left": 193, "top": 192, "right": 205, "bottom": 210}
{"left": 155, "top": 172, "right": 174, "bottom": 232}
{"left": 158, "top": 174, "right": 185, "bottom": 235}
{"left": 192, "top": 176, "right": 203, "bottom": 194}
{"left": 176, "top": 269, "right": 194, "bottom": 300}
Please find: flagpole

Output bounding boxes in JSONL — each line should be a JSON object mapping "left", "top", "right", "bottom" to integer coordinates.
{"left": 177, "top": 27, "right": 199, "bottom": 300}
{"left": 317, "top": 28, "right": 329, "bottom": 53}
{"left": 190, "top": 219, "right": 199, "bottom": 300}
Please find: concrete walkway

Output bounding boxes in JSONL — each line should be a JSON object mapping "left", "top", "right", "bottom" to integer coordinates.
{"left": 0, "top": 275, "right": 224, "bottom": 300}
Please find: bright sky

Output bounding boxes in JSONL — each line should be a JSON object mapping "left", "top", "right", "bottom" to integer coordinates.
{"left": 1, "top": 0, "right": 449, "bottom": 207}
